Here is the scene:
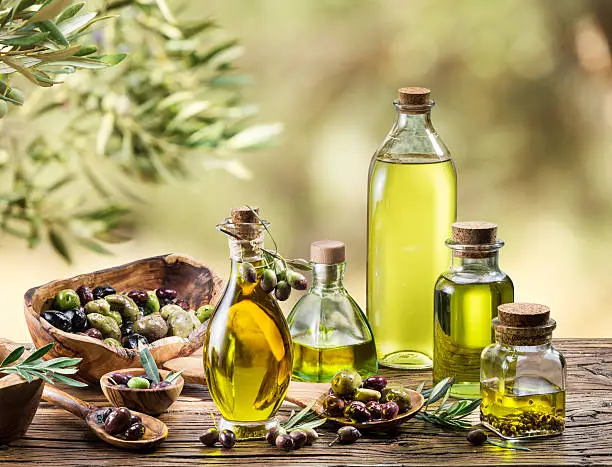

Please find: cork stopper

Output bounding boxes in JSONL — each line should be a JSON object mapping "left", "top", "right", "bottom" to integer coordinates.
{"left": 452, "top": 221, "right": 497, "bottom": 245}
{"left": 310, "top": 240, "right": 345, "bottom": 264}
{"left": 231, "top": 206, "right": 260, "bottom": 224}
{"left": 498, "top": 303, "right": 550, "bottom": 327}
{"left": 493, "top": 303, "right": 556, "bottom": 346}
{"left": 398, "top": 87, "right": 431, "bottom": 106}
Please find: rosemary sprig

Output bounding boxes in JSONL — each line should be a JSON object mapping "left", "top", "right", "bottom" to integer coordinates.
{"left": 416, "top": 377, "right": 481, "bottom": 429}
{"left": 0, "top": 343, "right": 86, "bottom": 387}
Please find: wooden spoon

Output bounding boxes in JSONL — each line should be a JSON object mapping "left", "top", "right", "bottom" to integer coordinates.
{"left": 42, "top": 385, "right": 168, "bottom": 450}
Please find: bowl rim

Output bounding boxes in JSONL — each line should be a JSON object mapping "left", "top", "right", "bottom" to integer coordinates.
{"left": 100, "top": 368, "right": 184, "bottom": 393}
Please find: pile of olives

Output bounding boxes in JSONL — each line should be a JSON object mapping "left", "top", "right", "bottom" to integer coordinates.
{"left": 322, "top": 369, "right": 413, "bottom": 423}
{"left": 199, "top": 428, "right": 236, "bottom": 449}
{"left": 107, "top": 372, "right": 173, "bottom": 390}
{"left": 41, "top": 285, "right": 214, "bottom": 349}
{"left": 101, "top": 406, "right": 146, "bottom": 440}
{"left": 239, "top": 261, "right": 307, "bottom": 301}
{"left": 265, "top": 426, "right": 319, "bottom": 451}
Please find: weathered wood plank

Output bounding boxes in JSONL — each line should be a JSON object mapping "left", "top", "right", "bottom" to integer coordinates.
{"left": 1, "top": 339, "right": 611, "bottom": 465}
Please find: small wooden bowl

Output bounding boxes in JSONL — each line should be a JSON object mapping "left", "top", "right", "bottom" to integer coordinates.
{"left": 0, "top": 339, "right": 45, "bottom": 444}
{"left": 24, "top": 254, "right": 224, "bottom": 383}
{"left": 100, "top": 368, "right": 184, "bottom": 415}
{"left": 314, "top": 389, "right": 425, "bottom": 431}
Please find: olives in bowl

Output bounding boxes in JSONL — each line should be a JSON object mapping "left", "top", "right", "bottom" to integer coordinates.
{"left": 101, "top": 368, "right": 184, "bottom": 415}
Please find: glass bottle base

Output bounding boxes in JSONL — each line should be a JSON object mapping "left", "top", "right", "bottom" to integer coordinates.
{"left": 482, "top": 420, "right": 563, "bottom": 440}
{"left": 379, "top": 350, "right": 432, "bottom": 370}
{"left": 218, "top": 418, "right": 278, "bottom": 440}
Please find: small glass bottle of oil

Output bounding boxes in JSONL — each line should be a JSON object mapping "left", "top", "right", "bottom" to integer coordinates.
{"left": 367, "top": 87, "right": 457, "bottom": 370}
{"left": 433, "top": 221, "right": 514, "bottom": 398}
{"left": 480, "top": 303, "right": 566, "bottom": 439}
{"left": 288, "top": 240, "right": 377, "bottom": 382}
{"left": 204, "top": 207, "right": 293, "bottom": 439}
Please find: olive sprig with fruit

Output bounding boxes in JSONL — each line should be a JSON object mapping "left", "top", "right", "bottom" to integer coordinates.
{"left": 0, "top": 343, "right": 86, "bottom": 387}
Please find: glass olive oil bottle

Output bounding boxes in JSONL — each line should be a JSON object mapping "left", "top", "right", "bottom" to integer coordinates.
{"left": 433, "top": 222, "right": 514, "bottom": 398}
{"left": 288, "top": 240, "right": 377, "bottom": 382}
{"left": 368, "top": 87, "right": 457, "bottom": 369}
{"left": 204, "top": 207, "right": 292, "bottom": 439}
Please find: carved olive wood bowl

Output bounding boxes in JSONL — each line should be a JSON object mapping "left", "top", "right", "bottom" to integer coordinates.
{"left": 24, "top": 254, "right": 224, "bottom": 383}
{"left": 101, "top": 368, "right": 184, "bottom": 415}
{"left": 0, "top": 339, "right": 45, "bottom": 444}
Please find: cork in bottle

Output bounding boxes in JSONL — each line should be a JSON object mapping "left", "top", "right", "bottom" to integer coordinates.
{"left": 493, "top": 303, "right": 556, "bottom": 346}
{"left": 310, "top": 240, "right": 345, "bottom": 265}
{"left": 398, "top": 87, "right": 431, "bottom": 106}
{"left": 230, "top": 206, "right": 261, "bottom": 240}
{"left": 451, "top": 221, "right": 498, "bottom": 258}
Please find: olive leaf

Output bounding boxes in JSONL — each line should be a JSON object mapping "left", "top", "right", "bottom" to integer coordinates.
{"left": 283, "top": 400, "right": 326, "bottom": 431}
{"left": 164, "top": 370, "right": 183, "bottom": 384}
{"left": 416, "top": 377, "right": 481, "bottom": 430}
{"left": 138, "top": 344, "right": 160, "bottom": 384}
{"left": 0, "top": 346, "right": 25, "bottom": 366}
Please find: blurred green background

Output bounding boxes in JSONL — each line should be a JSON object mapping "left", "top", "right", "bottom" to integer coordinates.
{"left": 3, "top": 0, "right": 612, "bottom": 341}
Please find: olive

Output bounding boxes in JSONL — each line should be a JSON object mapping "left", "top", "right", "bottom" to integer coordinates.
{"left": 380, "top": 386, "right": 412, "bottom": 412}
{"left": 362, "top": 376, "right": 387, "bottom": 392}
{"left": 129, "top": 414, "right": 142, "bottom": 425}
{"left": 87, "top": 313, "right": 121, "bottom": 340}
{"left": 104, "top": 337, "right": 122, "bottom": 348}
{"left": 467, "top": 429, "right": 488, "bottom": 446}
{"left": 219, "top": 429, "right": 236, "bottom": 449}
{"left": 122, "top": 333, "right": 148, "bottom": 350}
{"left": 84, "top": 298, "right": 111, "bottom": 316}
{"left": 260, "top": 268, "right": 277, "bottom": 293}
{"left": 266, "top": 426, "right": 286, "bottom": 445}
{"left": 107, "top": 310, "right": 123, "bottom": 326}
{"left": 144, "top": 291, "right": 160, "bottom": 316}
{"left": 132, "top": 313, "right": 168, "bottom": 341}
{"left": 329, "top": 426, "right": 361, "bottom": 446}
{"left": 322, "top": 394, "right": 346, "bottom": 417}
{"left": 105, "top": 294, "right": 139, "bottom": 322}
{"left": 41, "top": 310, "right": 72, "bottom": 333}
{"left": 331, "top": 369, "right": 362, "bottom": 397}
{"left": 121, "top": 321, "right": 134, "bottom": 337}
{"left": 199, "top": 427, "right": 219, "bottom": 447}
{"left": 93, "top": 285, "right": 116, "bottom": 300}
{"left": 174, "top": 298, "right": 190, "bottom": 310}
{"left": 123, "top": 423, "right": 146, "bottom": 440}
{"left": 154, "top": 380, "right": 170, "bottom": 389}
{"left": 302, "top": 427, "right": 318, "bottom": 446}
{"left": 71, "top": 307, "right": 88, "bottom": 332}
{"left": 127, "top": 289, "right": 149, "bottom": 306}
{"left": 195, "top": 304, "right": 214, "bottom": 323}
{"left": 354, "top": 388, "right": 381, "bottom": 403}
{"left": 160, "top": 304, "right": 184, "bottom": 320}
{"left": 238, "top": 262, "right": 257, "bottom": 284}
{"left": 127, "top": 377, "right": 150, "bottom": 389}
{"left": 380, "top": 401, "right": 400, "bottom": 420}
{"left": 344, "top": 401, "right": 371, "bottom": 423}
{"left": 108, "top": 372, "right": 131, "bottom": 385}
{"left": 275, "top": 434, "right": 294, "bottom": 451}
{"left": 156, "top": 288, "right": 177, "bottom": 301}
{"left": 274, "top": 281, "right": 291, "bottom": 301}
{"left": 366, "top": 401, "right": 383, "bottom": 420}
{"left": 101, "top": 407, "right": 115, "bottom": 421}
{"left": 81, "top": 328, "right": 103, "bottom": 340}
{"left": 289, "top": 430, "right": 307, "bottom": 449}
{"left": 287, "top": 270, "right": 308, "bottom": 290}
{"left": 168, "top": 310, "right": 200, "bottom": 338}
{"left": 54, "top": 289, "right": 81, "bottom": 311}
{"left": 76, "top": 285, "right": 94, "bottom": 305}
{"left": 103, "top": 407, "right": 132, "bottom": 435}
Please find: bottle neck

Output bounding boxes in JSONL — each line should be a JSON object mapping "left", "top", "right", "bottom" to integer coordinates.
{"left": 394, "top": 107, "right": 433, "bottom": 132}
{"left": 227, "top": 235, "right": 264, "bottom": 262}
{"left": 450, "top": 251, "right": 501, "bottom": 273}
{"left": 311, "top": 262, "right": 345, "bottom": 291}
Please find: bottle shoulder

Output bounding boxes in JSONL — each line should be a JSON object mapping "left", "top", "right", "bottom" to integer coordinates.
{"left": 437, "top": 270, "right": 513, "bottom": 286}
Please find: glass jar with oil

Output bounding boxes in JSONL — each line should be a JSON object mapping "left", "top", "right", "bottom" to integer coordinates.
{"left": 204, "top": 207, "right": 293, "bottom": 439}
{"left": 433, "top": 222, "right": 514, "bottom": 398}
{"left": 480, "top": 303, "right": 566, "bottom": 439}
{"left": 288, "top": 240, "right": 377, "bottom": 382}
{"left": 367, "top": 87, "right": 457, "bottom": 370}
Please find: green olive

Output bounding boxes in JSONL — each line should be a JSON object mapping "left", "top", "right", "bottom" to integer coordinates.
{"left": 380, "top": 386, "right": 412, "bottom": 412}
{"left": 160, "top": 304, "right": 183, "bottom": 320}
{"left": 127, "top": 376, "right": 150, "bottom": 389}
{"left": 144, "top": 291, "right": 160, "bottom": 316}
{"left": 195, "top": 304, "right": 214, "bottom": 323}
{"left": 103, "top": 337, "right": 122, "bottom": 347}
{"left": 260, "top": 269, "right": 277, "bottom": 293}
{"left": 132, "top": 313, "right": 168, "bottom": 342}
{"left": 84, "top": 298, "right": 111, "bottom": 315}
{"left": 54, "top": 289, "right": 81, "bottom": 311}
{"left": 168, "top": 310, "right": 200, "bottom": 338}
{"left": 87, "top": 313, "right": 121, "bottom": 340}
{"left": 105, "top": 294, "right": 140, "bottom": 322}
{"left": 108, "top": 310, "right": 123, "bottom": 326}
{"left": 354, "top": 388, "right": 381, "bottom": 403}
{"left": 331, "top": 369, "right": 362, "bottom": 397}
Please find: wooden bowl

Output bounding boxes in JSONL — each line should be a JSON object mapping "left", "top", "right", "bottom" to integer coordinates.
{"left": 24, "top": 254, "right": 224, "bottom": 383}
{"left": 313, "top": 389, "right": 425, "bottom": 431}
{"left": 100, "top": 368, "right": 184, "bottom": 415}
{"left": 0, "top": 339, "right": 45, "bottom": 444}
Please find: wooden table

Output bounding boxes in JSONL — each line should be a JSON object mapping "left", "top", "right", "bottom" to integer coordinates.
{"left": 2, "top": 339, "right": 611, "bottom": 465}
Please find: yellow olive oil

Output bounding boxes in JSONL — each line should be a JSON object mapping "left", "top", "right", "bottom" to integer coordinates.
{"left": 434, "top": 278, "right": 514, "bottom": 398}
{"left": 292, "top": 339, "right": 378, "bottom": 383}
{"left": 480, "top": 377, "right": 565, "bottom": 439}
{"left": 367, "top": 155, "right": 456, "bottom": 369}
{"left": 204, "top": 261, "right": 292, "bottom": 435}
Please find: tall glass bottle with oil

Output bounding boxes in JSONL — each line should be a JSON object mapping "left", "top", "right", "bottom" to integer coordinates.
{"left": 367, "top": 87, "right": 457, "bottom": 369}
{"left": 204, "top": 207, "right": 293, "bottom": 439}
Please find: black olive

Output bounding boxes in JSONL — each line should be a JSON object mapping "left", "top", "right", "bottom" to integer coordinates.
{"left": 104, "top": 407, "right": 131, "bottom": 435}
{"left": 362, "top": 376, "right": 387, "bottom": 392}
{"left": 127, "top": 290, "right": 149, "bottom": 306}
{"left": 366, "top": 401, "right": 383, "bottom": 420}
{"left": 276, "top": 434, "right": 294, "bottom": 451}
{"left": 101, "top": 407, "right": 115, "bottom": 422}
{"left": 129, "top": 414, "right": 142, "bottom": 425}
{"left": 289, "top": 430, "right": 307, "bottom": 449}
{"left": 76, "top": 285, "right": 94, "bottom": 305}
{"left": 121, "top": 321, "right": 134, "bottom": 338}
{"left": 123, "top": 423, "right": 146, "bottom": 440}
{"left": 93, "top": 285, "right": 116, "bottom": 300}
{"left": 467, "top": 429, "right": 488, "bottom": 446}
{"left": 322, "top": 394, "right": 346, "bottom": 417}
{"left": 219, "top": 429, "right": 236, "bottom": 448}
{"left": 70, "top": 307, "right": 88, "bottom": 332}
{"left": 41, "top": 310, "right": 72, "bottom": 333}
{"left": 199, "top": 427, "right": 220, "bottom": 447}
{"left": 329, "top": 426, "right": 361, "bottom": 446}
{"left": 344, "top": 401, "right": 371, "bottom": 423}
{"left": 266, "top": 426, "right": 286, "bottom": 445}
{"left": 122, "top": 333, "right": 149, "bottom": 349}
{"left": 156, "top": 288, "right": 177, "bottom": 301}
{"left": 174, "top": 298, "right": 189, "bottom": 310}
{"left": 108, "top": 372, "right": 131, "bottom": 385}
{"left": 155, "top": 381, "right": 170, "bottom": 389}
{"left": 82, "top": 328, "right": 103, "bottom": 340}
{"left": 380, "top": 401, "right": 400, "bottom": 420}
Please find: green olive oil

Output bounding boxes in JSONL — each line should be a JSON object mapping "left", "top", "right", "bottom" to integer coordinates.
{"left": 480, "top": 377, "right": 565, "bottom": 439}
{"left": 368, "top": 156, "right": 456, "bottom": 369}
